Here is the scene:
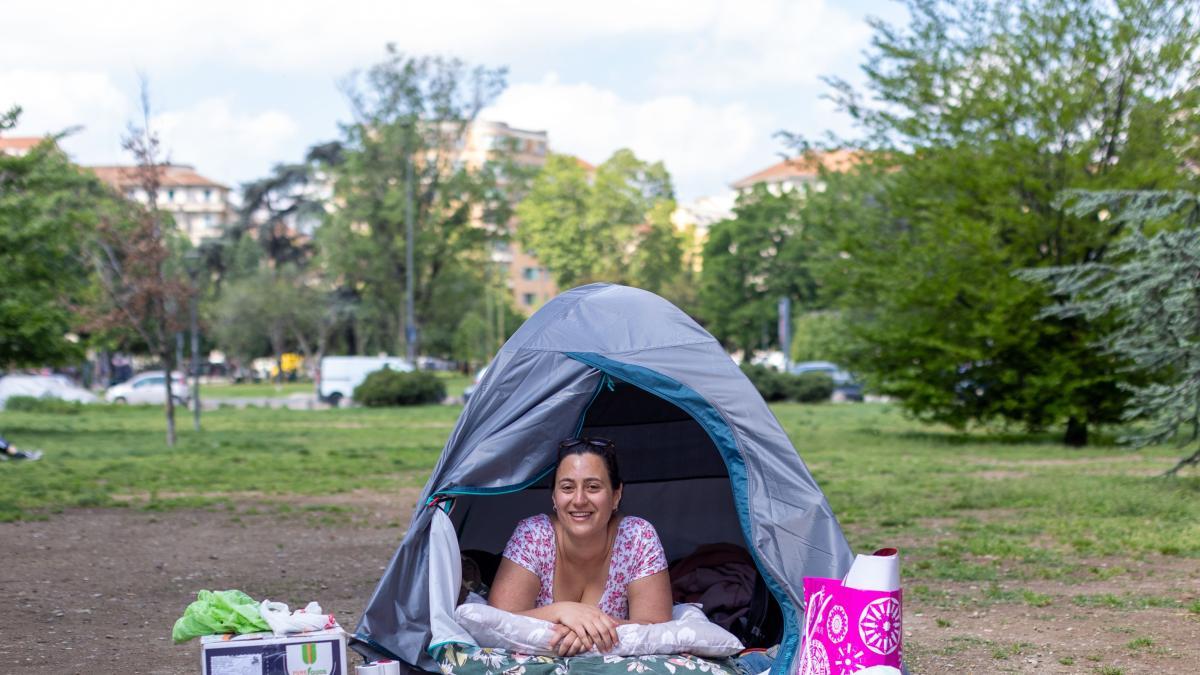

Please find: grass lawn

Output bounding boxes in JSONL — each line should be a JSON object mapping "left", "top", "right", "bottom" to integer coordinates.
{"left": 0, "top": 403, "right": 460, "bottom": 518}
{"left": 4, "top": 402, "right": 1196, "bottom": 558}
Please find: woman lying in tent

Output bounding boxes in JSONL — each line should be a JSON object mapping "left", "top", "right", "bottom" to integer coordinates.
{"left": 488, "top": 437, "right": 673, "bottom": 656}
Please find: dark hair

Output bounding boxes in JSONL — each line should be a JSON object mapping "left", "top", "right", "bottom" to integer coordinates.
{"left": 556, "top": 437, "right": 622, "bottom": 489}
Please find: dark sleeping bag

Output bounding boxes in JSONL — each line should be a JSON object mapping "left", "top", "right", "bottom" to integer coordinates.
{"left": 668, "top": 544, "right": 782, "bottom": 649}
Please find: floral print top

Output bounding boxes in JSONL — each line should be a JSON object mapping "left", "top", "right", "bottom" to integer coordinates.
{"left": 501, "top": 513, "right": 668, "bottom": 619}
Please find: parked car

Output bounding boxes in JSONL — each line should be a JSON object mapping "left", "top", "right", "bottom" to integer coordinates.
{"left": 104, "top": 371, "right": 189, "bottom": 405}
{"left": 462, "top": 364, "right": 490, "bottom": 403}
{"left": 317, "top": 356, "right": 414, "bottom": 406}
{"left": 789, "top": 361, "right": 864, "bottom": 402}
{"left": 0, "top": 375, "right": 98, "bottom": 409}
{"left": 417, "top": 356, "right": 457, "bottom": 371}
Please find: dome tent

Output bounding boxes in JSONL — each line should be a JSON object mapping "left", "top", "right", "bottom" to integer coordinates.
{"left": 354, "top": 283, "right": 854, "bottom": 675}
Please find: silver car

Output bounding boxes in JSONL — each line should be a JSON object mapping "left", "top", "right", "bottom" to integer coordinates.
{"left": 105, "top": 371, "right": 190, "bottom": 405}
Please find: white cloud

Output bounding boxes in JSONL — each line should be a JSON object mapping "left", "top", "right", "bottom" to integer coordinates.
{"left": 0, "top": 1, "right": 695, "bottom": 75}
{"left": 0, "top": 69, "right": 131, "bottom": 163}
{"left": 1, "top": 2, "right": 884, "bottom": 194}
{"left": 653, "top": 0, "right": 871, "bottom": 91}
{"left": 1, "top": 68, "right": 300, "bottom": 186}
{"left": 2, "top": 1, "right": 866, "bottom": 90}
{"left": 152, "top": 98, "right": 301, "bottom": 186}
{"left": 484, "top": 74, "right": 777, "bottom": 200}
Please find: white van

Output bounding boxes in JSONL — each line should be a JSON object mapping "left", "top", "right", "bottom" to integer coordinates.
{"left": 318, "top": 356, "right": 414, "bottom": 406}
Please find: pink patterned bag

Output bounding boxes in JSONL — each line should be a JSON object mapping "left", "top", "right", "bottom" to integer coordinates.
{"left": 797, "top": 577, "right": 903, "bottom": 674}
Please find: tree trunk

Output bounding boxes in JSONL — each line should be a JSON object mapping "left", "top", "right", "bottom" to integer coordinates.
{"left": 1064, "top": 416, "right": 1088, "bottom": 447}
{"left": 162, "top": 347, "right": 177, "bottom": 447}
{"left": 272, "top": 332, "right": 285, "bottom": 388}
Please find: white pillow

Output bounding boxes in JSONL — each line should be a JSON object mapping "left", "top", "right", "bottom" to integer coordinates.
{"left": 453, "top": 602, "right": 744, "bottom": 658}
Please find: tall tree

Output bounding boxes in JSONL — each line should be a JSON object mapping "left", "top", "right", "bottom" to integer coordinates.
{"left": 516, "top": 149, "right": 684, "bottom": 293}
{"left": 235, "top": 163, "right": 321, "bottom": 269}
{"left": 1019, "top": 191, "right": 1200, "bottom": 474}
{"left": 0, "top": 114, "right": 101, "bottom": 367}
{"left": 210, "top": 265, "right": 332, "bottom": 376}
{"left": 792, "top": 0, "right": 1200, "bottom": 444}
{"left": 320, "top": 48, "right": 508, "bottom": 358}
{"left": 697, "top": 185, "right": 815, "bottom": 354}
{"left": 83, "top": 82, "right": 191, "bottom": 446}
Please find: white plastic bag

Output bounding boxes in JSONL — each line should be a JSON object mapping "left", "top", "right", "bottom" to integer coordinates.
{"left": 259, "top": 600, "right": 337, "bottom": 636}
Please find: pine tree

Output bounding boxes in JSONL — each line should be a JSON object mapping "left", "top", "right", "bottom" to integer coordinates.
{"left": 1019, "top": 191, "right": 1200, "bottom": 474}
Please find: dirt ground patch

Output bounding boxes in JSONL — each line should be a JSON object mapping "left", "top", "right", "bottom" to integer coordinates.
{"left": 906, "top": 602, "right": 1199, "bottom": 673}
{"left": 3, "top": 491, "right": 419, "bottom": 675}
{"left": 5, "top": 497, "right": 1198, "bottom": 674}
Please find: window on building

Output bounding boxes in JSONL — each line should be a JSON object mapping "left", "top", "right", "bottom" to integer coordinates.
{"left": 522, "top": 292, "right": 536, "bottom": 306}
{"left": 167, "top": 189, "right": 176, "bottom": 201}
{"left": 523, "top": 267, "right": 538, "bottom": 281}
{"left": 204, "top": 188, "right": 212, "bottom": 202}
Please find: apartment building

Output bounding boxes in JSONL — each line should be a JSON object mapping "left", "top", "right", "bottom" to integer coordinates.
{"left": 88, "top": 164, "right": 232, "bottom": 245}
{"left": 460, "top": 121, "right": 561, "bottom": 314}
{"left": 459, "top": 120, "right": 548, "bottom": 171}
{"left": 670, "top": 192, "right": 736, "bottom": 272}
{"left": 0, "top": 136, "right": 47, "bottom": 157}
{"left": 730, "top": 149, "right": 860, "bottom": 197}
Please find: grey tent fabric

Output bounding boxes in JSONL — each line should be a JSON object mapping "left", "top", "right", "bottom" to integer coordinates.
{"left": 354, "top": 283, "right": 853, "bottom": 675}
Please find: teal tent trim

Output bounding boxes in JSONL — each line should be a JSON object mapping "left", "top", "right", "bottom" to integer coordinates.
{"left": 427, "top": 463, "right": 557, "bottom": 502}
{"left": 428, "top": 373, "right": 609, "bottom": 504}
{"left": 565, "top": 352, "right": 800, "bottom": 675}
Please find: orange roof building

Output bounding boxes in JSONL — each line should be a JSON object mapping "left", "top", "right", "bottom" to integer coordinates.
{"left": 88, "top": 164, "right": 229, "bottom": 191}
{"left": 730, "top": 149, "right": 861, "bottom": 194}
{"left": 0, "top": 136, "right": 53, "bottom": 157}
{"left": 87, "top": 164, "right": 232, "bottom": 244}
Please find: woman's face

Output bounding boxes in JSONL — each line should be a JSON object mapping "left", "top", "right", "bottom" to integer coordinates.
{"left": 553, "top": 452, "right": 622, "bottom": 537}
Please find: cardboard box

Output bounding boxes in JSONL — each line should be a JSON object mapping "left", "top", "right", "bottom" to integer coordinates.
{"left": 200, "top": 627, "right": 348, "bottom": 675}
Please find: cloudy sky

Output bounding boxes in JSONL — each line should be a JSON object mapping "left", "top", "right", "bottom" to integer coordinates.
{"left": 1, "top": 0, "right": 903, "bottom": 203}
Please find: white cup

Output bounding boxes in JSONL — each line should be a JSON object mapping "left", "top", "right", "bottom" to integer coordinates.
{"left": 375, "top": 660, "right": 402, "bottom": 675}
{"left": 842, "top": 547, "right": 900, "bottom": 591}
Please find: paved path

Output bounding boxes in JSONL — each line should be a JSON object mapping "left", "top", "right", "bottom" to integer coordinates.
{"left": 200, "top": 393, "right": 329, "bottom": 410}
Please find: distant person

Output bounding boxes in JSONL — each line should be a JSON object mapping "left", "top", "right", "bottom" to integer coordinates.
{"left": 0, "top": 434, "right": 42, "bottom": 461}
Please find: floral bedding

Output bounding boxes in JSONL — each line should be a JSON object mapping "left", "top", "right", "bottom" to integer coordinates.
{"left": 434, "top": 644, "right": 740, "bottom": 675}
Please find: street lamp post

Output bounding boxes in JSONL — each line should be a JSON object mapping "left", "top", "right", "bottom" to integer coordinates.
{"left": 405, "top": 152, "right": 417, "bottom": 364}
{"left": 184, "top": 249, "right": 202, "bottom": 432}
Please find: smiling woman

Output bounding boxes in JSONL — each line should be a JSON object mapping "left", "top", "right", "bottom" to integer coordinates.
{"left": 487, "top": 436, "right": 673, "bottom": 656}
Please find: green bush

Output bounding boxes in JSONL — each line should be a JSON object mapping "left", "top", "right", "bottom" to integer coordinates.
{"left": 784, "top": 372, "right": 834, "bottom": 403}
{"left": 353, "top": 369, "right": 446, "bottom": 407}
{"left": 739, "top": 364, "right": 788, "bottom": 401}
{"left": 740, "top": 365, "right": 833, "bottom": 403}
{"left": 3, "top": 396, "right": 84, "bottom": 414}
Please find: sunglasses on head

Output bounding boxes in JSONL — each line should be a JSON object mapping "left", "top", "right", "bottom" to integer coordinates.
{"left": 558, "top": 437, "right": 614, "bottom": 449}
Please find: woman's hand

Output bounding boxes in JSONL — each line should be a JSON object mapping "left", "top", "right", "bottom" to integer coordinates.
{"left": 548, "top": 602, "right": 619, "bottom": 653}
{"left": 548, "top": 626, "right": 589, "bottom": 657}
